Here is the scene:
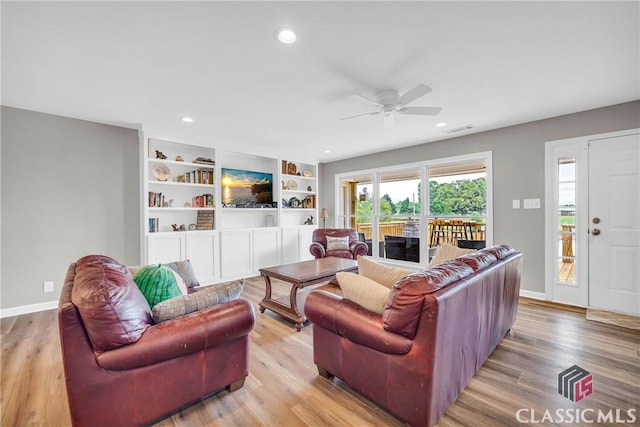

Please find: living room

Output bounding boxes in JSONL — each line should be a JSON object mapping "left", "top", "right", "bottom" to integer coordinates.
{"left": 2, "top": 2, "right": 639, "bottom": 426}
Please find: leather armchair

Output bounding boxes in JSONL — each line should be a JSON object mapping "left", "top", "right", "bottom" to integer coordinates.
{"left": 309, "top": 228, "right": 368, "bottom": 259}
{"left": 58, "top": 255, "right": 255, "bottom": 427}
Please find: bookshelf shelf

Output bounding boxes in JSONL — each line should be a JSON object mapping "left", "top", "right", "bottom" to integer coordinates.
{"left": 143, "top": 136, "right": 319, "bottom": 285}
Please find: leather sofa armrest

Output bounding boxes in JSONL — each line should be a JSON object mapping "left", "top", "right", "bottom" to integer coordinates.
{"left": 96, "top": 299, "right": 255, "bottom": 370}
{"left": 350, "top": 241, "right": 368, "bottom": 258}
{"left": 309, "top": 242, "right": 326, "bottom": 258}
{"left": 305, "top": 291, "right": 412, "bottom": 355}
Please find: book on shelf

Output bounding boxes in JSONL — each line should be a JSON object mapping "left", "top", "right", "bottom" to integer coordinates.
{"left": 192, "top": 193, "right": 214, "bottom": 208}
{"left": 148, "top": 192, "right": 165, "bottom": 207}
{"left": 196, "top": 210, "right": 214, "bottom": 230}
{"left": 173, "top": 168, "right": 213, "bottom": 185}
{"left": 148, "top": 218, "right": 159, "bottom": 233}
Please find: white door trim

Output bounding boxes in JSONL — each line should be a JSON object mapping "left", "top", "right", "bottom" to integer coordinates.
{"left": 545, "top": 128, "right": 640, "bottom": 307}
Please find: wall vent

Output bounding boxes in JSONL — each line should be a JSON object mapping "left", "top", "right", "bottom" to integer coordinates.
{"left": 442, "top": 124, "right": 475, "bottom": 134}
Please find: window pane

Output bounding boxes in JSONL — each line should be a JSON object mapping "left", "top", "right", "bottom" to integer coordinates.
{"left": 338, "top": 176, "right": 373, "bottom": 241}
{"left": 558, "top": 182, "right": 575, "bottom": 207}
{"left": 427, "top": 169, "right": 487, "bottom": 251}
{"left": 378, "top": 170, "right": 421, "bottom": 262}
{"left": 557, "top": 157, "right": 576, "bottom": 285}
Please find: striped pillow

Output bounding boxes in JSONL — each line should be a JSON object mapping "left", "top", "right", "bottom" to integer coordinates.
{"left": 151, "top": 279, "right": 244, "bottom": 323}
{"left": 134, "top": 264, "right": 183, "bottom": 308}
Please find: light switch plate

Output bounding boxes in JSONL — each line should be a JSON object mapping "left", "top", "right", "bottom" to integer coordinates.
{"left": 523, "top": 198, "right": 541, "bottom": 209}
{"left": 43, "top": 281, "right": 54, "bottom": 293}
{"left": 512, "top": 199, "right": 520, "bottom": 209}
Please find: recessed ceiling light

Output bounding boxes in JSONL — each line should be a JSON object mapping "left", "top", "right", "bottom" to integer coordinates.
{"left": 435, "top": 122, "right": 447, "bottom": 128}
{"left": 323, "top": 150, "right": 331, "bottom": 154}
{"left": 276, "top": 28, "right": 297, "bottom": 44}
{"left": 181, "top": 116, "right": 194, "bottom": 123}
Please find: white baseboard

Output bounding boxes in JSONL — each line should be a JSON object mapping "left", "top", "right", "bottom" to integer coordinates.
{"left": 519, "top": 289, "right": 546, "bottom": 300}
{"left": 0, "top": 300, "right": 58, "bottom": 319}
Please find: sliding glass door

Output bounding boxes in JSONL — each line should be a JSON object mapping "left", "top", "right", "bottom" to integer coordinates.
{"left": 336, "top": 152, "right": 492, "bottom": 266}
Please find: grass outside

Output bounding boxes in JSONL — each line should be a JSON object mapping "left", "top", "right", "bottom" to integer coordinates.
{"left": 559, "top": 215, "right": 575, "bottom": 225}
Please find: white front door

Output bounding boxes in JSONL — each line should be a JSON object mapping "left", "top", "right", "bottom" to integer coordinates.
{"left": 587, "top": 133, "right": 640, "bottom": 315}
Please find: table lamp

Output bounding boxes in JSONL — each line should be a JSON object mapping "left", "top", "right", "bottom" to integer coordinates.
{"left": 320, "top": 208, "right": 329, "bottom": 228}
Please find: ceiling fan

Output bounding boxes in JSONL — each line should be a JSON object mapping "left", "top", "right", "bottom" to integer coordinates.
{"left": 342, "top": 84, "right": 442, "bottom": 128}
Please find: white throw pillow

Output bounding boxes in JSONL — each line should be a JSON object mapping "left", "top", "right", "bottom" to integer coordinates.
{"left": 326, "top": 235, "right": 350, "bottom": 251}
{"left": 336, "top": 272, "right": 390, "bottom": 314}
{"left": 427, "top": 243, "right": 476, "bottom": 268}
{"left": 357, "top": 256, "right": 414, "bottom": 288}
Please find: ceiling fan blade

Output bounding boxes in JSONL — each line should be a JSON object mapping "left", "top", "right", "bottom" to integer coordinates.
{"left": 354, "top": 94, "right": 382, "bottom": 107}
{"left": 397, "top": 84, "right": 432, "bottom": 107}
{"left": 398, "top": 106, "right": 442, "bottom": 116}
{"left": 341, "top": 110, "right": 381, "bottom": 120}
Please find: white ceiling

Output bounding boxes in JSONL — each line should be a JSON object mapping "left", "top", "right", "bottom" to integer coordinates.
{"left": 2, "top": 1, "right": 639, "bottom": 163}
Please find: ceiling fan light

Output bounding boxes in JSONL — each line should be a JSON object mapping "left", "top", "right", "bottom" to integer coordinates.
{"left": 276, "top": 28, "right": 297, "bottom": 44}
{"left": 383, "top": 113, "right": 394, "bottom": 129}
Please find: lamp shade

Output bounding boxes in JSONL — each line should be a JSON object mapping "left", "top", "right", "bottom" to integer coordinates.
{"left": 320, "top": 208, "right": 329, "bottom": 218}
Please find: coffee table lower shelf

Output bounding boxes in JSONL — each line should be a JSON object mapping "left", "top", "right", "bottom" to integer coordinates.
{"left": 258, "top": 258, "right": 357, "bottom": 331}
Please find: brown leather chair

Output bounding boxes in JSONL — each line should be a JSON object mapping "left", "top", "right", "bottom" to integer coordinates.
{"left": 305, "top": 246, "right": 522, "bottom": 427}
{"left": 58, "top": 255, "right": 255, "bottom": 427}
{"left": 309, "top": 228, "right": 368, "bottom": 259}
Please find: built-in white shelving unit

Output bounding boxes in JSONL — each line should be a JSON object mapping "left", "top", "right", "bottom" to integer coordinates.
{"left": 142, "top": 136, "right": 317, "bottom": 285}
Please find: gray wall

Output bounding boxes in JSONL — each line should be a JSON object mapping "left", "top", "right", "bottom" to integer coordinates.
{"left": 318, "top": 101, "right": 640, "bottom": 294}
{"left": 1, "top": 107, "right": 140, "bottom": 309}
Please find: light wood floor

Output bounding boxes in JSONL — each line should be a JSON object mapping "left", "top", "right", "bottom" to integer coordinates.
{"left": 2, "top": 277, "right": 639, "bottom": 426}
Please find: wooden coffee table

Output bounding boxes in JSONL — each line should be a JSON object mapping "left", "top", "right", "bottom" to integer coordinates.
{"left": 259, "top": 257, "right": 357, "bottom": 331}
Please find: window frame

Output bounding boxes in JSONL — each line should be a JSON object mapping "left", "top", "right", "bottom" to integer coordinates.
{"left": 334, "top": 151, "right": 493, "bottom": 267}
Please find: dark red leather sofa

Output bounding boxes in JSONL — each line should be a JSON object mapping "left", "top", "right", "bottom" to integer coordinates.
{"left": 58, "top": 255, "right": 255, "bottom": 427}
{"left": 304, "top": 245, "right": 522, "bottom": 427}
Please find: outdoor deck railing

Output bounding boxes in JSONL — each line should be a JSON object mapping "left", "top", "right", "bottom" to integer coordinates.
{"left": 356, "top": 220, "right": 486, "bottom": 244}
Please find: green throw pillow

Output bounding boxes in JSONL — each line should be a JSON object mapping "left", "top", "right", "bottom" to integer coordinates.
{"left": 134, "top": 264, "right": 183, "bottom": 308}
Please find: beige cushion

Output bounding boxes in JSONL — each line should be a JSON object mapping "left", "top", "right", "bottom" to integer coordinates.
{"left": 336, "top": 272, "right": 390, "bottom": 314}
{"left": 427, "top": 243, "right": 476, "bottom": 268}
{"left": 326, "top": 235, "right": 350, "bottom": 251}
{"left": 151, "top": 279, "right": 244, "bottom": 323}
{"left": 357, "top": 256, "right": 414, "bottom": 288}
{"left": 164, "top": 259, "right": 200, "bottom": 288}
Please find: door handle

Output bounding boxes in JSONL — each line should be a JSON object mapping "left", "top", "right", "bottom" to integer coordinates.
{"left": 591, "top": 228, "right": 601, "bottom": 236}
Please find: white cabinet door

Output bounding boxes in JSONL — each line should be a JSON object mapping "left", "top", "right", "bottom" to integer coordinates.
{"left": 281, "top": 227, "right": 300, "bottom": 264}
{"left": 147, "top": 233, "right": 185, "bottom": 264}
{"left": 298, "top": 226, "right": 316, "bottom": 261}
{"left": 281, "top": 226, "right": 316, "bottom": 263}
{"left": 220, "top": 230, "right": 253, "bottom": 278}
{"left": 253, "top": 228, "right": 280, "bottom": 271}
{"left": 185, "top": 231, "right": 216, "bottom": 285}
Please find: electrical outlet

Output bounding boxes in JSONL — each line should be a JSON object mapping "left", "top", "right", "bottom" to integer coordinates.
{"left": 43, "top": 281, "right": 54, "bottom": 293}
{"left": 523, "top": 198, "right": 541, "bottom": 209}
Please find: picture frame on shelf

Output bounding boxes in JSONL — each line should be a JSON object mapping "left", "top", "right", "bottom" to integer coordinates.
{"left": 196, "top": 210, "right": 214, "bottom": 230}
{"left": 287, "top": 162, "right": 297, "bottom": 175}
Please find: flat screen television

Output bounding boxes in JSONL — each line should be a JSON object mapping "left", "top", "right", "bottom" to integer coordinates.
{"left": 221, "top": 168, "right": 273, "bottom": 206}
